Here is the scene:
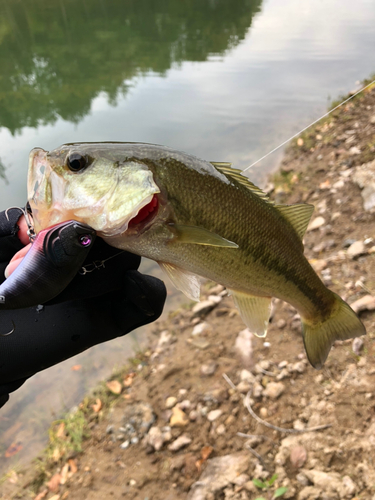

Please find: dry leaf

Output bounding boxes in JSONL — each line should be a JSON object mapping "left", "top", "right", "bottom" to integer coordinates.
{"left": 91, "top": 398, "right": 102, "bottom": 413}
{"left": 56, "top": 422, "right": 65, "bottom": 439}
{"left": 52, "top": 447, "right": 62, "bottom": 462}
{"left": 5, "top": 442, "right": 22, "bottom": 458}
{"left": 201, "top": 446, "right": 214, "bottom": 460}
{"left": 60, "top": 463, "right": 69, "bottom": 485}
{"left": 123, "top": 372, "right": 136, "bottom": 387}
{"left": 71, "top": 365, "right": 82, "bottom": 371}
{"left": 48, "top": 473, "right": 62, "bottom": 492}
{"left": 106, "top": 380, "right": 122, "bottom": 394}
{"left": 68, "top": 458, "right": 78, "bottom": 475}
{"left": 34, "top": 488, "right": 48, "bottom": 500}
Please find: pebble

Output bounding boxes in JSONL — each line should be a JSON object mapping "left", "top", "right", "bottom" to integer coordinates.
{"left": 168, "top": 434, "right": 192, "bottom": 452}
{"left": 352, "top": 337, "right": 364, "bottom": 355}
{"left": 146, "top": 426, "right": 164, "bottom": 451}
{"left": 200, "top": 360, "right": 217, "bottom": 376}
{"left": 240, "top": 369, "right": 256, "bottom": 383}
{"left": 236, "top": 381, "right": 252, "bottom": 394}
{"left": 157, "top": 330, "right": 173, "bottom": 349}
{"left": 235, "top": 328, "right": 253, "bottom": 366}
{"left": 350, "top": 294, "right": 375, "bottom": 313}
{"left": 347, "top": 240, "right": 366, "bottom": 259}
{"left": 216, "top": 424, "right": 226, "bottom": 435}
{"left": 170, "top": 407, "right": 189, "bottom": 427}
{"left": 192, "top": 322, "right": 211, "bottom": 336}
{"left": 290, "top": 446, "right": 307, "bottom": 468}
{"left": 165, "top": 396, "right": 178, "bottom": 409}
{"left": 192, "top": 300, "right": 217, "bottom": 317}
{"left": 120, "top": 440, "right": 130, "bottom": 449}
{"left": 277, "top": 319, "right": 286, "bottom": 329}
{"left": 263, "top": 382, "right": 285, "bottom": 399}
{"left": 307, "top": 216, "right": 325, "bottom": 232}
{"left": 207, "top": 409, "right": 222, "bottom": 422}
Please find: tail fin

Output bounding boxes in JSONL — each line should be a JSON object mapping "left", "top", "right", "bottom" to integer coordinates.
{"left": 302, "top": 293, "right": 366, "bottom": 369}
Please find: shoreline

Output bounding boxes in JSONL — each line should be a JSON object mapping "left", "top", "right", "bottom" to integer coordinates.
{"left": 2, "top": 81, "right": 375, "bottom": 500}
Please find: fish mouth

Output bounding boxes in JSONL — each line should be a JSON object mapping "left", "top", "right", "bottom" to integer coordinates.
{"left": 127, "top": 194, "right": 159, "bottom": 232}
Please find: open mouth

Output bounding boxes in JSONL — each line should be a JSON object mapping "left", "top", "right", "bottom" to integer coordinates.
{"left": 128, "top": 194, "right": 159, "bottom": 230}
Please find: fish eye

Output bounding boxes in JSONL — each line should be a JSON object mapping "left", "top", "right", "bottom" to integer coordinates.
{"left": 67, "top": 153, "right": 87, "bottom": 172}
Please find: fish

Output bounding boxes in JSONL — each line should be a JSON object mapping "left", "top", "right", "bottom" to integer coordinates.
{"left": 0, "top": 220, "right": 96, "bottom": 309}
{"left": 27, "top": 142, "right": 365, "bottom": 368}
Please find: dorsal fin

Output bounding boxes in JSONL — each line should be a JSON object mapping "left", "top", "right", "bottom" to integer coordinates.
{"left": 276, "top": 203, "right": 315, "bottom": 240}
{"left": 210, "top": 162, "right": 272, "bottom": 204}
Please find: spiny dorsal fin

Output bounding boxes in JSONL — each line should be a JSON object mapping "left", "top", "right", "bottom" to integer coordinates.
{"left": 210, "top": 162, "right": 272, "bottom": 204}
{"left": 276, "top": 203, "right": 314, "bottom": 240}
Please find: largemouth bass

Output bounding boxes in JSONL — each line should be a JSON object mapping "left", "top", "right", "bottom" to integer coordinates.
{"left": 27, "top": 143, "right": 365, "bottom": 368}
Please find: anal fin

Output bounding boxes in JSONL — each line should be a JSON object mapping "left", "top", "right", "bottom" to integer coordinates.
{"left": 229, "top": 289, "right": 272, "bottom": 338}
{"left": 158, "top": 262, "right": 201, "bottom": 301}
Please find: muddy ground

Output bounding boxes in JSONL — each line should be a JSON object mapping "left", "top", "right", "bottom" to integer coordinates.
{"left": 2, "top": 84, "right": 375, "bottom": 500}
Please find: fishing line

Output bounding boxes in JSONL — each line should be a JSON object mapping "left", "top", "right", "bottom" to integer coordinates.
{"left": 243, "top": 78, "right": 375, "bottom": 174}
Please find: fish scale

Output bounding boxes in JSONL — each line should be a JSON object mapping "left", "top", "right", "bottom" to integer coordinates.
{"left": 27, "top": 142, "right": 365, "bottom": 368}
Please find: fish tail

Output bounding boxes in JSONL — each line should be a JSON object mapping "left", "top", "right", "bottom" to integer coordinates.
{"left": 302, "top": 292, "right": 366, "bottom": 369}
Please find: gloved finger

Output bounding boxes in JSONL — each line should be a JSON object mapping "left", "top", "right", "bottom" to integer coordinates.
{"left": 112, "top": 270, "right": 167, "bottom": 333}
{"left": 0, "top": 208, "right": 25, "bottom": 262}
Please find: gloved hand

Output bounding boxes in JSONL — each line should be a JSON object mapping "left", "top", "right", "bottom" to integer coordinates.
{"left": 0, "top": 208, "right": 166, "bottom": 408}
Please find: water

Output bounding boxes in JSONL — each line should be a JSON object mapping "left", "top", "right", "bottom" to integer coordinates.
{"left": 0, "top": 0, "right": 375, "bottom": 473}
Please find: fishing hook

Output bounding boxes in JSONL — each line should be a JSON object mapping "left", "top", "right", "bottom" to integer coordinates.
{"left": 79, "top": 251, "right": 125, "bottom": 275}
{"left": 5, "top": 205, "right": 36, "bottom": 242}
{"left": 0, "top": 320, "right": 15, "bottom": 337}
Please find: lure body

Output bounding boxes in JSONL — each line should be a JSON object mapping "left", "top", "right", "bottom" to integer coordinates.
{"left": 0, "top": 220, "right": 96, "bottom": 309}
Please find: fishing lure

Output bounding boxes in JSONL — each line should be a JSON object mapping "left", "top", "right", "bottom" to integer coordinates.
{"left": 0, "top": 220, "right": 96, "bottom": 311}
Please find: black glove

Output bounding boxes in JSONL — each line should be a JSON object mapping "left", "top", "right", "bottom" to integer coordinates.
{"left": 0, "top": 208, "right": 166, "bottom": 408}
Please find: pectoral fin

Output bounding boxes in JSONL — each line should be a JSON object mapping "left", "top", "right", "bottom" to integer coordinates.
{"left": 229, "top": 290, "right": 272, "bottom": 338}
{"left": 169, "top": 224, "right": 238, "bottom": 248}
{"left": 158, "top": 262, "right": 201, "bottom": 301}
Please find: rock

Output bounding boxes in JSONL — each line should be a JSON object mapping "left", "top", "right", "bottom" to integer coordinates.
{"left": 168, "top": 434, "right": 192, "bottom": 452}
{"left": 252, "top": 382, "right": 263, "bottom": 398}
{"left": 216, "top": 424, "right": 226, "bottom": 435}
{"left": 157, "top": 330, "right": 173, "bottom": 349}
{"left": 298, "top": 486, "right": 322, "bottom": 500}
{"left": 350, "top": 294, "right": 375, "bottom": 313}
{"left": 236, "top": 380, "right": 252, "bottom": 393}
{"left": 187, "top": 452, "right": 251, "bottom": 500}
{"left": 200, "top": 360, "right": 217, "bottom": 376}
{"left": 240, "top": 369, "right": 256, "bottom": 383}
{"left": 277, "top": 318, "right": 286, "bottom": 329}
{"left": 207, "top": 409, "right": 222, "bottom": 422}
{"left": 290, "top": 446, "right": 307, "bottom": 468}
{"left": 121, "top": 402, "right": 155, "bottom": 441}
{"left": 353, "top": 160, "right": 375, "bottom": 211}
{"left": 349, "top": 146, "right": 361, "bottom": 155}
{"left": 352, "top": 337, "right": 364, "bottom": 355}
{"left": 263, "top": 382, "right": 285, "bottom": 399}
{"left": 146, "top": 426, "right": 164, "bottom": 451}
{"left": 290, "top": 361, "right": 306, "bottom": 374}
{"left": 192, "top": 322, "right": 211, "bottom": 336}
{"left": 347, "top": 240, "right": 366, "bottom": 259}
{"left": 310, "top": 259, "right": 328, "bottom": 272}
{"left": 235, "top": 328, "right": 253, "bottom": 366}
{"left": 301, "top": 468, "right": 356, "bottom": 497}
{"left": 192, "top": 300, "right": 217, "bottom": 317}
{"left": 120, "top": 440, "right": 130, "bottom": 449}
{"left": 165, "top": 396, "right": 178, "bottom": 409}
{"left": 170, "top": 407, "right": 189, "bottom": 427}
{"left": 307, "top": 216, "right": 325, "bottom": 232}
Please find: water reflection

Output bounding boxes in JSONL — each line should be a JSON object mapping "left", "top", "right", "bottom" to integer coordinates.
{"left": 0, "top": 0, "right": 261, "bottom": 134}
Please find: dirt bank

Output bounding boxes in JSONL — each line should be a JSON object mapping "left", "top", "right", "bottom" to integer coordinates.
{"left": 2, "top": 83, "right": 375, "bottom": 500}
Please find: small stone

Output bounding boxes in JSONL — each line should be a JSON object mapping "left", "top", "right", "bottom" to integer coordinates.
{"left": 350, "top": 295, "right": 375, "bottom": 313}
{"left": 291, "top": 361, "right": 306, "bottom": 374}
{"left": 297, "top": 138, "right": 304, "bottom": 146}
{"left": 349, "top": 146, "right": 361, "bottom": 155}
{"left": 129, "top": 479, "right": 136, "bottom": 486}
{"left": 168, "top": 435, "right": 192, "bottom": 452}
{"left": 106, "top": 425, "right": 115, "bottom": 434}
{"left": 252, "top": 382, "right": 263, "bottom": 398}
{"left": 120, "top": 440, "right": 130, "bottom": 449}
{"left": 352, "top": 337, "right": 364, "bottom": 355}
{"left": 235, "top": 328, "right": 254, "bottom": 366}
{"left": 157, "top": 330, "right": 173, "bottom": 348}
{"left": 277, "top": 319, "right": 286, "bottom": 329}
{"left": 259, "top": 407, "right": 268, "bottom": 418}
{"left": 207, "top": 409, "right": 222, "bottom": 422}
{"left": 192, "top": 300, "right": 217, "bottom": 317}
{"left": 333, "top": 179, "right": 344, "bottom": 189}
{"left": 165, "top": 396, "right": 178, "bottom": 409}
{"left": 263, "top": 382, "right": 285, "bottom": 399}
{"left": 290, "top": 446, "right": 307, "bottom": 468}
{"left": 347, "top": 241, "right": 366, "bottom": 259}
{"left": 200, "top": 360, "right": 217, "bottom": 376}
{"left": 236, "top": 381, "right": 252, "bottom": 393}
{"left": 189, "top": 410, "right": 198, "bottom": 421}
{"left": 146, "top": 426, "right": 164, "bottom": 451}
{"left": 170, "top": 407, "right": 189, "bottom": 427}
{"left": 310, "top": 259, "right": 327, "bottom": 272}
{"left": 296, "top": 472, "right": 310, "bottom": 486}
{"left": 240, "top": 369, "right": 255, "bottom": 383}
{"left": 192, "top": 322, "right": 211, "bottom": 336}
{"left": 177, "top": 400, "right": 191, "bottom": 411}
{"left": 307, "top": 216, "right": 325, "bottom": 232}
{"left": 216, "top": 424, "right": 226, "bottom": 435}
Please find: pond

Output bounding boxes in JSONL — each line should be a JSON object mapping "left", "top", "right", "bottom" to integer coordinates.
{"left": 0, "top": 0, "right": 374, "bottom": 473}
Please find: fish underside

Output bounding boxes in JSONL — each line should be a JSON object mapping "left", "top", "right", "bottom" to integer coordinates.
{"left": 27, "top": 142, "right": 366, "bottom": 368}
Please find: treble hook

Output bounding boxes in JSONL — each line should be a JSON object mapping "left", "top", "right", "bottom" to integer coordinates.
{"left": 0, "top": 320, "right": 15, "bottom": 337}
{"left": 5, "top": 205, "right": 36, "bottom": 242}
